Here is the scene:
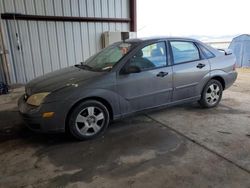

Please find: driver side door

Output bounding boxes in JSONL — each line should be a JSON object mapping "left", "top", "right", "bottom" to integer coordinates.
{"left": 116, "top": 41, "right": 173, "bottom": 115}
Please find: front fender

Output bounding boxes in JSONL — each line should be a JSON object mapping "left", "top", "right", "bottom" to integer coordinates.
{"left": 66, "top": 88, "right": 121, "bottom": 119}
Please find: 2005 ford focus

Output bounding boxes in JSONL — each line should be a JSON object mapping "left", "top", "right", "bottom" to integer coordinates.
{"left": 18, "top": 37, "right": 237, "bottom": 140}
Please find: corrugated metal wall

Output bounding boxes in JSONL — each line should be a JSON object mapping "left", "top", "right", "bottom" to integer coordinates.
{"left": 0, "top": 56, "right": 4, "bottom": 83}
{"left": 0, "top": 0, "right": 130, "bottom": 84}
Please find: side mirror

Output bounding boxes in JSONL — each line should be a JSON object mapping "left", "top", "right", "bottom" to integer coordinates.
{"left": 121, "top": 65, "right": 141, "bottom": 74}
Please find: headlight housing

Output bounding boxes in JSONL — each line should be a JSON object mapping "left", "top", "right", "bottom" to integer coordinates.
{"left": 26, "top": 92, "right": 50, "bottom": 106}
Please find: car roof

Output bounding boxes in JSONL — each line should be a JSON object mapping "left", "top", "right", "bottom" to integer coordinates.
{"left": 125, "top": 36, "right": 222, "bottom": 57}
{"left": 126, "top": 36, "right": 200, "bottom": 43}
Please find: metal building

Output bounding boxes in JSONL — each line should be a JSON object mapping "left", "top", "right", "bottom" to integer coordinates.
{"left": 0, "top": 0, "right": 136, "bottom": 84}
{"left": 229, "top": 34, "right": 250, "bottom": 67}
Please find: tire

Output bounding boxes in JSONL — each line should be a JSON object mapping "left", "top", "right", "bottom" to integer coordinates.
{"left": 199, "top": 79, "right": 223, "bottom": 108}
{"left": 67, "top": 100, "right": 110, "bottom": 140}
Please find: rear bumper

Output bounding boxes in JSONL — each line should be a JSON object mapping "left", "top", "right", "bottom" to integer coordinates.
{"left": 224, "top": 71, "right": 238, "bottom": 89}
{"left": 18, "top": 95, "right": 67, "bottom": 133}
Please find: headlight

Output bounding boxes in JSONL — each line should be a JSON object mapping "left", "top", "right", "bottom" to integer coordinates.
{"left": 26, "top": 92, "right": 50, "bottom": 106}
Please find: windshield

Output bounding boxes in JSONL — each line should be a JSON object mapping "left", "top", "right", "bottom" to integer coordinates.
{"left": 77, "top": 42, "right": 135, "bottom": 71}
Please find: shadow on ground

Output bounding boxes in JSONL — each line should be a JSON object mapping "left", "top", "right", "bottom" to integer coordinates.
{"left": 0, "top": 108, "right": 186, "bottom": 187}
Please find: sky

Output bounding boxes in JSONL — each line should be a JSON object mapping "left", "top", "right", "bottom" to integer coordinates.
{"left": 137, "top": 0, "right": 250, "bottom": 41}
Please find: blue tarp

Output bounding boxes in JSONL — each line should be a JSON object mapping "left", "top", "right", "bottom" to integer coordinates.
{"left": 229, "top": 34, "right": 250, "bottom": 67}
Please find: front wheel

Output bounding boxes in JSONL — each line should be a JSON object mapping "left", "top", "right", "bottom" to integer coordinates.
{"left": 67, "top": 100, "right": 110, "bottom": 140}
{"left": 199, "top": 79, "right": 223, "bottom": 108}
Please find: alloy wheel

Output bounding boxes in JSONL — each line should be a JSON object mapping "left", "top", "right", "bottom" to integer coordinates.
{"left": 75, "top": 106, "right": 105, "bottom": 136}
{"left": 205, "top": 83, "right": 221, "bottom": 105}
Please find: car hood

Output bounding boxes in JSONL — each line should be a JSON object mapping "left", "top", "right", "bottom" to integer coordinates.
{"left": 26, "top": 66, "right": 104, "bottom": 95}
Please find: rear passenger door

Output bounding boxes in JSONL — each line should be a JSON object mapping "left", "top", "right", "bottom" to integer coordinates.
{"left": 170, "top": 40, "right": 210, "bottom": 101}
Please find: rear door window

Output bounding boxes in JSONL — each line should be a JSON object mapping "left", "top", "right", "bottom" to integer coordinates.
{"left": 198, "top": 44, "right": 215, "bottom": 59}
{"left": 170, "top": 41, "right": 200, "bottom": 64}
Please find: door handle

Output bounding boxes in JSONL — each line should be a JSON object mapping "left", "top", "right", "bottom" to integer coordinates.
{"left": 157, "top": 71, "right": 168, "bottom": 77}
{"left": 196, "top": 63, "right": 206, "bottom": 69}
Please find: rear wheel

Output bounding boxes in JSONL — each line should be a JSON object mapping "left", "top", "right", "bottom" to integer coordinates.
{"left": 68, "top": 100, "right": 110, "bottom": 140}
{"left": 199, "top": 79, "right": 223, "bottom": 108}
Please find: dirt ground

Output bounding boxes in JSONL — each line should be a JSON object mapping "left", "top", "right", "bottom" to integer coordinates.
{"left": 0, "top": 69, "right": 250, "bottom": 188}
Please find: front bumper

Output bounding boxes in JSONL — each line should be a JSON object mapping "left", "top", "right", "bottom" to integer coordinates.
{"left": 18, "top": 95, "right": 67, "bottom": 133}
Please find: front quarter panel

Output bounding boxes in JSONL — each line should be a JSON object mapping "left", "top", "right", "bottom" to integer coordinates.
{"left": 67, "top": 88, "right": 121, "bottom": 119}
{"left": 46, "top": 72, "right": 121, "bottom": 120}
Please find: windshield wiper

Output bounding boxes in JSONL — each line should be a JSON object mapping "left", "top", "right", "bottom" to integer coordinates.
{"left": 75, "top": 62, "right": 93, "bottom": 70}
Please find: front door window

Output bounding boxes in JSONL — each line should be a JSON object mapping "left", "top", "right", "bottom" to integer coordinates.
{"left": 130, "top": 42, "right": 167, "bottom": 70}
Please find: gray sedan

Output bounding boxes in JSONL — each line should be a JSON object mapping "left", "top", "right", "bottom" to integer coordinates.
{"left": 18, "top": 37, "right": 237, "bottom": 140}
